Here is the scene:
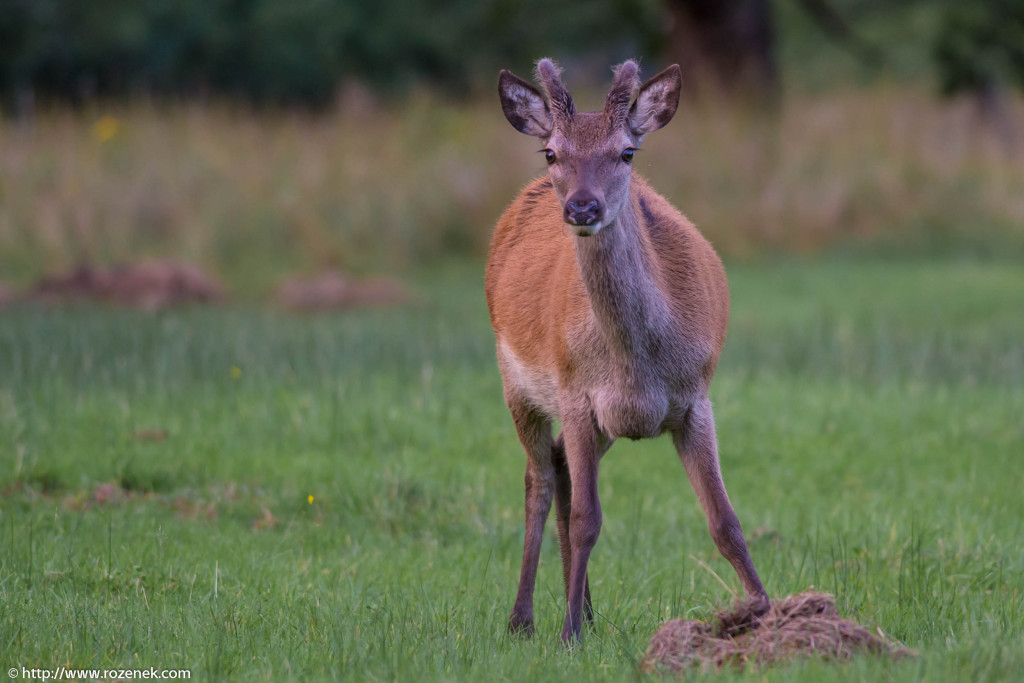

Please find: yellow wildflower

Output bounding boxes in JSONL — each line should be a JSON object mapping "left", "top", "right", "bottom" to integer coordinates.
{"left": 93, "top": 116, "right": 119, "bottom": 143}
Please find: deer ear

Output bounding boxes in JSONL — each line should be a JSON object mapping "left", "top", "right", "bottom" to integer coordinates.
{"left": 499, "top": 70, "right": 552, "bottom": 137}
{"left": 628, "top": 65, "right": 682, "bottom": 136}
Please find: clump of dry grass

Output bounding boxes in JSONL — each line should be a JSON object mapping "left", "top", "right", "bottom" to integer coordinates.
{"left": 641, "top": 591, "right": 915, "bottom": 673}
{"left": 0, "top": 87, "right": 1021, "bottom": 291}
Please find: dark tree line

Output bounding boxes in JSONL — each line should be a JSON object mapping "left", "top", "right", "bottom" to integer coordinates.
{"left": 1, "top": 0, "right": 1022, "bottom": 107}
{"left": 0, "top": 0, "right": 660, "bottom": 105}
{"left": 661, "top": 0, "right": 1024, "bottom": 107}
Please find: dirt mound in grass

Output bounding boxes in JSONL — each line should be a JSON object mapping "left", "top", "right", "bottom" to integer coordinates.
{"left": 30, "top": 260, "right": 222, "bottom": 310}
{"left": 641, "top": 591, "right": 914, "bottom": 673}
{"left": 0, "top": 281, "right": 16, "bottom": 309}
{"left": 273, "top": 270, "right": 408, "bottom": 311}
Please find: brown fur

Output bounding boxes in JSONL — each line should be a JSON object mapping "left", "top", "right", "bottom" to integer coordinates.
{"left": 490, "top": 59, "right": 767, "bottom": 646}
{"left": 486, "top": 174, "right": 728, "bottom": 379}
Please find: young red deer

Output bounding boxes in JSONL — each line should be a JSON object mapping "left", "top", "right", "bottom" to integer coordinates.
{"left": 486, "top": 59, "right": 769, "bottom": 645}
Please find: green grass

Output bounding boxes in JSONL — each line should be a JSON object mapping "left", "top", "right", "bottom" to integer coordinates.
{"left": 1, "top": 258, "right": 1023, "bottom": 681}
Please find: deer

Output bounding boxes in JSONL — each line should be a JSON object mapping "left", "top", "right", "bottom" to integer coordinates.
{"left": 485, "top": 59, "right": 769, "bottom": 646}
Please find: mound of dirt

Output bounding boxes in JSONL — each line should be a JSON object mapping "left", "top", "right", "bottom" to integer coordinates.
{"left": 273, "top": 270, "right": 408, "bottom": 311}
{"left": 0, "top": 281, "right": 16, "bottom": 309}
{"left": 641, "top": 591, "right": 914, "bottom": 673}
{"left": 30, "top": 260, "right": 222, "bottom": 310}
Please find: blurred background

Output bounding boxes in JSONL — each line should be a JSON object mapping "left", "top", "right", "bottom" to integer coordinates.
{"left": 0, "top": 0, "right": 1022, "bottom": 295}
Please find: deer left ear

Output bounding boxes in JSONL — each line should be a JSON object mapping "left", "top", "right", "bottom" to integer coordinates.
{"left": 628, "top": 65, "right": 682, "bottom": 137}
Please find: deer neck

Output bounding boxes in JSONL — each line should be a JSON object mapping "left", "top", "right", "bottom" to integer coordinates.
{"left": 573, "top": 193, "right": 669, "bottom": 363}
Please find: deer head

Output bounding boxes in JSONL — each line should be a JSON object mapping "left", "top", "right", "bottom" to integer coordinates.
{"left": 498, "top": 58, "right": 682, "bottom": 236}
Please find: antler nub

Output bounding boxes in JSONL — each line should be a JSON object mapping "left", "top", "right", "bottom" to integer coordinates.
{"left": 535, "top": 58, "right": 575, "bottom": 122}
{"left": 605, "top": 60, "right": 641, "bottom": 127}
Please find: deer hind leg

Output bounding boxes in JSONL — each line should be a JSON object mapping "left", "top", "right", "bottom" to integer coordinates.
{"left": 507, "top": 404, "right": 555, "bottom": 637}
{"left": 673, "top": 397, "right": 769, "bottom": 610}
{"left": 552, "top": 432, "right": 593, "bottom": 625}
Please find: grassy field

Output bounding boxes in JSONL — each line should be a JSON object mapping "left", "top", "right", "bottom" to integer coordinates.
{"left": 1, "top": 257, "right": 1022, "bottom": 680}
{"left": 2, "top": 88, "right": 1023, "bottom": 293}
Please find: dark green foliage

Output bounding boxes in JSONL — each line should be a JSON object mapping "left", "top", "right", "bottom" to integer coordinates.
{"left": 934, "top": 0, "right": 1024, "bottom": 95}
{"left": 0, "top": 0, "right": 663, "bottom": 104}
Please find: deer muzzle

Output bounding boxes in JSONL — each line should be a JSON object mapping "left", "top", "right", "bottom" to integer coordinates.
{"left": 564, "top": 194, "right": 604, "bottom": 235}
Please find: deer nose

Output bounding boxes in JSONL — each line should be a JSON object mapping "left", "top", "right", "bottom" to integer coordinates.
{"left": 564, "top": 196, "right": 602, "bottom": 227}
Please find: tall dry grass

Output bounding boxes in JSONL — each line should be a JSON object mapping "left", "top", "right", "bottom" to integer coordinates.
{"left": 1, "top": 87, "right": 1021, "bottom": 291}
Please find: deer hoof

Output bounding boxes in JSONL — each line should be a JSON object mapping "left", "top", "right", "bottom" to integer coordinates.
{"left": 584, "top": 602, "right": 595, "bottom": 625}
{"left": 560, "top": 624, "right": 583, "bottom": 648}
{"left": 508, "top": 613, "right": 534, "bottom": 638}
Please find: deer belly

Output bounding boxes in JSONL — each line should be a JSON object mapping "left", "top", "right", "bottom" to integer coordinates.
{"left": 593, "top": 386, "right": 669, "bottom": 440}
{"left": 498, "top": 340, "right": 560, "bottom": 416}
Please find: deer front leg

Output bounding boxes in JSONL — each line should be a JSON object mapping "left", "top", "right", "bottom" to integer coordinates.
{"left": 508, "top": 405, "right": 554, "bottom": 637}
{"left": 673, "top": 397, "right": 769, "bottom": 610}
{"left": 552, "top": 432, "right": 594, "bottom": 625}
{"left": 559, "top": 404, "right": 606, "bottom": 646}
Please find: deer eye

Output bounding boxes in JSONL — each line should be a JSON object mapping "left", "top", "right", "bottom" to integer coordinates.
{"left": 543, "top": 149, "right": 556, "bottom": 165}
{"left": 621, "top": 148, "right": 635, "bottom": 163}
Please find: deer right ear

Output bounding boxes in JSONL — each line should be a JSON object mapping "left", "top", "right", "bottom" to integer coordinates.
{"left": 498, "top": 70, "right": 552, "bottom": 137}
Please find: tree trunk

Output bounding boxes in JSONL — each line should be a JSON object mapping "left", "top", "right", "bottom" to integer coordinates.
{"left": 665, "top": 0, "right": 779, "bottom": 104}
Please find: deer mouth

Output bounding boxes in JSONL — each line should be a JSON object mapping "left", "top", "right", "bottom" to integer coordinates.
{"left": 570, "top": 221, "right": 602, "bottom": 237}
{"left": 565, "top": 210, "right": 604, "bottom": 236}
